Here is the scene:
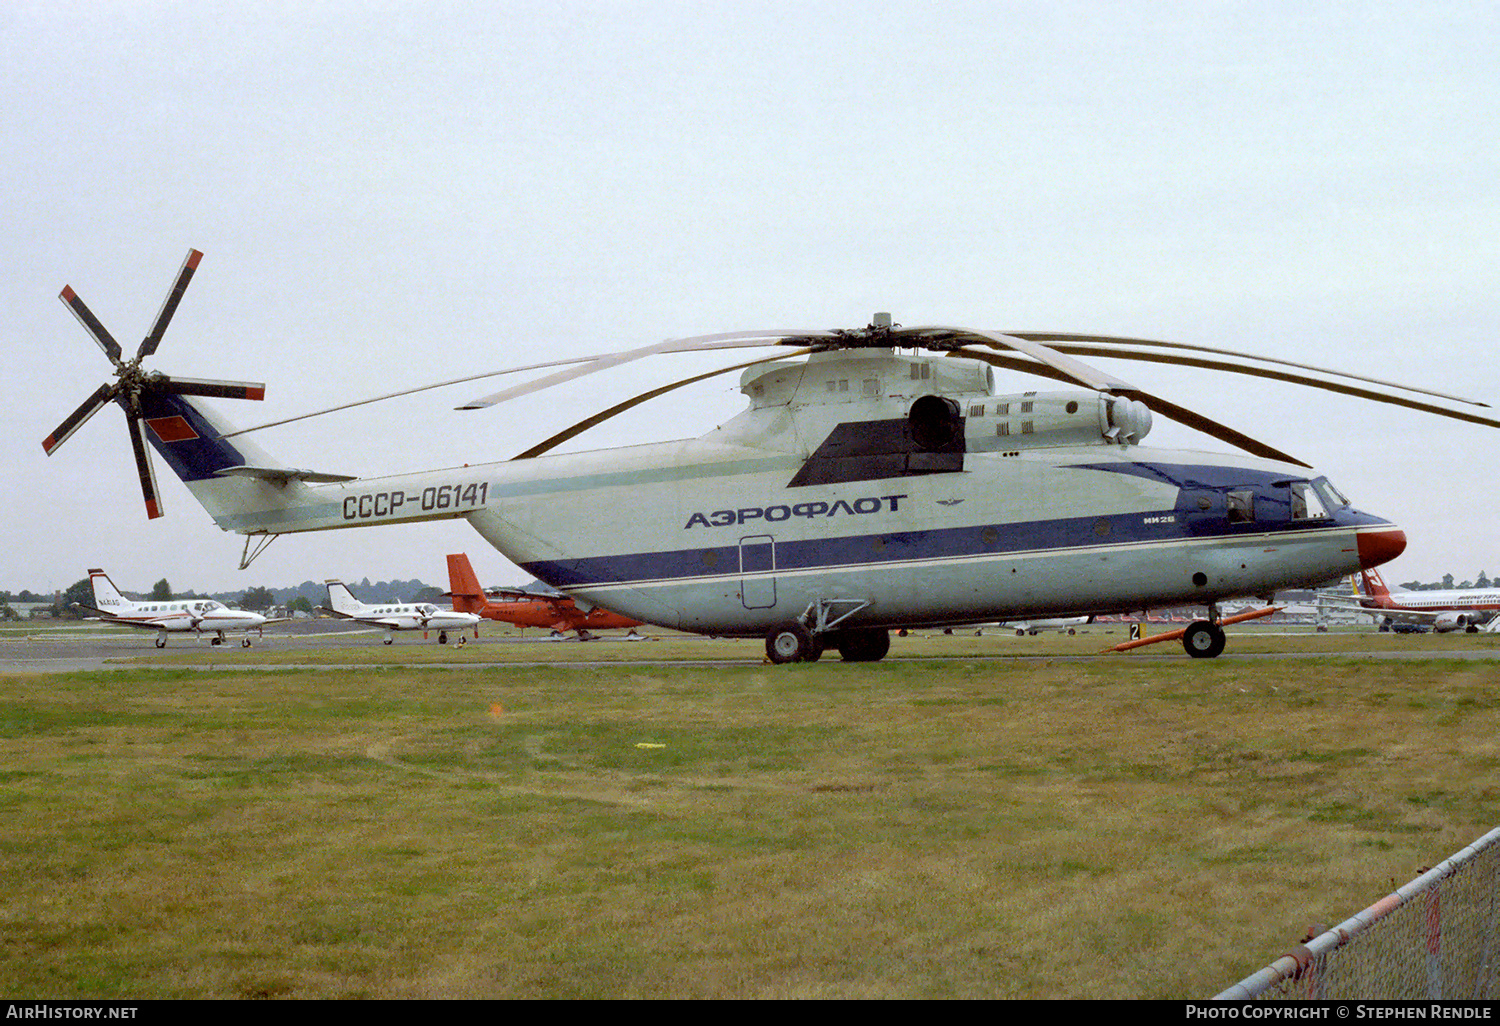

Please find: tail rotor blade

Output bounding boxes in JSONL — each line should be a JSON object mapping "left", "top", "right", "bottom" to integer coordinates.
{"left": 126, "top": 411, "right": 164, "bottom": 519}
{"left": 157, "top": 375, "right": 266, "bottom": 401}
{"left": 138, "top": 249, "right": 202, "bottom": 360}
{"left": 59, "top": 286, "right": 123, "bottom": 365}
{"left": 42, "top": 383, "right": 118, "bottom": 455}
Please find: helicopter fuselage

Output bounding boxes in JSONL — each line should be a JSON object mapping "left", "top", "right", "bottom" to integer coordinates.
{"left": 161, "top": 348, "right": 1405, "bottom": 640}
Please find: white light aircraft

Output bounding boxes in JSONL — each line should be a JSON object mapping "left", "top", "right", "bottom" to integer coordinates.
{"left": 320, "top": 580, "right": 481, "bottom": 645}
{"left": 77, "top": 568, "right": 271, "bottom": 648}
{"left": 42, "top": 250, "right": 1500, "bottom": 662}
{"left": 1330, "top": 569, "right": 1500, "bottom": 633}
{"left": 999, "top": 616, "right": 1094, "bottom": 636}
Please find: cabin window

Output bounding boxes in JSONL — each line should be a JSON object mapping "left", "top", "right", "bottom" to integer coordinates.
{"left": 1021, "top": 420, "right": 1034, "bottom": 435}
{"left": 968, "top": 404, "right": 985, "bottom": 417}
{"left": 997, "top": 423, "right": 1011, "bottom": 437}
{"left": 996, "top": 403, "right": 1010, "bottom": 416}
{"left": 1289, "top": 481, "right": 1330, "bottom": 520}
{"left": 1227, "top": 490, "right": 1255, "bottom": 524}
{"left": 1020, "top": 401, "right": 1034, "bottom": 413}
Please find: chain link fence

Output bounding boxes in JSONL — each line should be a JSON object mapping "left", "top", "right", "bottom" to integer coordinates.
{"left": 1215, "top": 826, "right": 1500, "bottom": 1000}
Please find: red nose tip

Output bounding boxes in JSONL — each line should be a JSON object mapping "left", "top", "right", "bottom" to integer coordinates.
{"left": 1357, "top": 527, "right": 1407, "bottom": 569}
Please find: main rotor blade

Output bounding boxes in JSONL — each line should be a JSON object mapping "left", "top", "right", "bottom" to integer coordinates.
{"left": 1008, "top": 332, "right": 1490, "bottom": 409}
{"left": 459, "top": 329, "right": 835, "bottom": 410}
{"left": 42, "top": 382, "right": 118, "bottom": 455}
{"left": 216, "top": 354, "right": 607, "bottom": 439}
{"left": 512, "top": 349, "right": 815, "bottom": 460}
{"left": 896, "top": 326, "right": 1141, "bottom": 394}
{"left": 1045, "top": 341, "right": 1500, "bottom": 431}
{"left": 945, "top": 347, "right": 1309, "bottom": 466}
{"left": 218, "top": 333, "right": 832, "bottom": 439}
{"left": 156, "top": 375, "right": 266, "bottom": 401}
{"left": 59, "top": 286, "right": 123, "bottom": 365}
{"left": 125, "top": 410, "right": 164, "bottom": 519}
{"left": 1120, "top": 388, "right": 1310, "bottom": 467}
{"left": 138, "top": 249, "right": 202, "bottom": 359}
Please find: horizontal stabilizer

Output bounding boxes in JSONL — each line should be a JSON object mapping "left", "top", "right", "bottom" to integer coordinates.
{"left": 215, "top": 465, "right": 357, "bottom": 484}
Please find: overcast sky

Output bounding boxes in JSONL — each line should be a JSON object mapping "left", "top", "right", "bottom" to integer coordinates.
{"left": 4, "top": 1, "right": 1498, "bottom": 597}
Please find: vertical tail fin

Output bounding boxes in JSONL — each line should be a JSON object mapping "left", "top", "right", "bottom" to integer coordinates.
{"left": 1360, "top": 568, "right": 1393, "bottom": 598}
{"left": 87, "top": 568, "right": 129, "bottom": 613}
{"left": 323, "top": 580, "right": 365, "bottom": 616}
{"left": 446, "top": 554, "right": 488, "bottom": 614}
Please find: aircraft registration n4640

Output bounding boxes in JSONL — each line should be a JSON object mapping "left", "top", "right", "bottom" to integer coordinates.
{"left": 45, "top": 252, "right": 1493, "bottom": 662}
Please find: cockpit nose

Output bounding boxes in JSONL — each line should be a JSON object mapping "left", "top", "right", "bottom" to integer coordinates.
{"left": 1357, "top": 526, "right": 1407, "bottom": 569}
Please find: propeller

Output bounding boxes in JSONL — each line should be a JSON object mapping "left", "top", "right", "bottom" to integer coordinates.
{"left": 42, "top": 250, "right": 266, "bottom": 519}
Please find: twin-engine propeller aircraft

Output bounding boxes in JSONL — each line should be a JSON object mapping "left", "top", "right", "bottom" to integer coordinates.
{"left": 999, "top": 616, "right": 1094, "bottom": 636}
{"left": 1325, "top": 569, "right": 1500, "bottom": 633}
{"left": 445, "top": 553, "right": 643, "bottom": 639}
{"left": 42, "top": 250, "right": 1500, "bottom": 661}
{"left": 320, "top": 580, "right": 482, "bottom": 645}
{"left": 77, "top": 568, "right": 272, "bottom": 648}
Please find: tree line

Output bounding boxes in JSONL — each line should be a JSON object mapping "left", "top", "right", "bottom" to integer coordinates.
{"left": 1397, "top": 571, "right": 1493, "bottom": 591}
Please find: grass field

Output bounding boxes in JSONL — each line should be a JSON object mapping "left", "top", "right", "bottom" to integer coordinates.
{"left": 2, "top": 645, "right": 1497, "bottom": 998}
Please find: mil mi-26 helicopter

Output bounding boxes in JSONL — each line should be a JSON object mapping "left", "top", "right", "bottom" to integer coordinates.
{"left": 43, "top": 250, "right": 1500, "bottom": 662}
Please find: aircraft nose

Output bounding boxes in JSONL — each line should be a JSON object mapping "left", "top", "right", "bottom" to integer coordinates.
{"left": 1357, "top": 526, "right": 1407, "bottom": 569}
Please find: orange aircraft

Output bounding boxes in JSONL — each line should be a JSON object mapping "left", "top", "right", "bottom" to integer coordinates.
{"left": 445, "top": 553, "right": 644, "bottom": 639}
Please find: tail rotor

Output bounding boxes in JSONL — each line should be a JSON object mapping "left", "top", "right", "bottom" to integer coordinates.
{"left": 42, "top": 250, "right": 266, "bottom": 519}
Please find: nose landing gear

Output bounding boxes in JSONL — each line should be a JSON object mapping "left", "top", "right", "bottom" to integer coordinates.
{"left": 1182, "top": 620, "right": 1227, "bottom": 659}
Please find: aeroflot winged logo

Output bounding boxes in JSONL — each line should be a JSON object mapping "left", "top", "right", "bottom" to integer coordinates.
{"left": 684, "top": 494, "right": 908, "bottom": 529}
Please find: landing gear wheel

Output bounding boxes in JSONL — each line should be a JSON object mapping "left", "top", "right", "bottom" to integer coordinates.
{"left": 154, "top": 637, "right": 166, "bottom": 649}
{"left": 241, "top": 639, "right": 251, "bottom": 648}
{"left": 439, "top": 631, "right": 448, "bottom": 644}
{"left": 1183, "top": 620, "right": 1226, "bottom": 659}
{"left": 383, "top": 637, "right": 394, "bottom": 646}
{"left": 835, "top": 627, "right": 891, "bottom": 663}
{"left": 766, "top": 623, "right": 817, "bottom": 664}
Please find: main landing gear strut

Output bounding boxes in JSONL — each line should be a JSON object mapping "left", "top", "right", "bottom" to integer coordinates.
{"left": 765, "top": 599, "right": 890, "bottom": 664}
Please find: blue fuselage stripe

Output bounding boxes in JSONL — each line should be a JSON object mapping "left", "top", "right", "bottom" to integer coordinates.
{"left": 520, "top": 510, "right": 1380, "bottom": 590}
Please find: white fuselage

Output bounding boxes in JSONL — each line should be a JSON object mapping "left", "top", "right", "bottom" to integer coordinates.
{"left": 94, "top": 598, "right": 267, "bottom": 634}
{"left": 161, "top": 349, "right": 1405, "bottom": 637}
{"left": 345, "top": 603, "right": 481, "bottom": 633}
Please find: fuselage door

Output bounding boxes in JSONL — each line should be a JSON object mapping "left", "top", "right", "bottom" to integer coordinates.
{"left": 740, "top": 535, "right": 777, "bottom": 609}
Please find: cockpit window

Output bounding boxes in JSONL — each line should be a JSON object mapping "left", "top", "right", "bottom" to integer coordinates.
{"left": 1226, "top": 490, "right": 1255, "bottom": 524}
{"left": 1290, "top": 481, "right": 1331, "bottom": 520}
{"left": 1314, "top": 476, "right": 1350, "bottom": 509}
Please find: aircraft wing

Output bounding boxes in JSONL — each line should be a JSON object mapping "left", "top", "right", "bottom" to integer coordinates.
{"left": 1316, "top": 598, "right": 1441, "bottom": 623}
{"left": 1366, "top": 608, "right": 1445, "bottom": 624}
{"left": 74, "top": 607, "right": 194, "bottom": 630}
{"left": 348, "top": 616, "right": 406, "bottom": 630}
